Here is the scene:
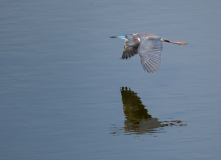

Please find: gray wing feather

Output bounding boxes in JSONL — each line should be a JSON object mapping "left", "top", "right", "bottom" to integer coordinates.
{"left": 138, "top": 37, "right": 162, "bottom": 73}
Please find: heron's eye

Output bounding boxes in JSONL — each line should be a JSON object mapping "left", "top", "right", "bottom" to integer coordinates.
{"left": 125, "top": 36, "right": 127, "bottom": 38}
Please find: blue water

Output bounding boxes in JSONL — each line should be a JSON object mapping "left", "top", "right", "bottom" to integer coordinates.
{"left": 1, "top": 0, "right": 221, "bottom": 159}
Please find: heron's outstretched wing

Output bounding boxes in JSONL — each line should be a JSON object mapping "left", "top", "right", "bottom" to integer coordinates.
{"left": 138, "top": 37, "right": 162, "bottom": 73}
{"left": 121, "top": 44, "right": 138, "bottom": 59}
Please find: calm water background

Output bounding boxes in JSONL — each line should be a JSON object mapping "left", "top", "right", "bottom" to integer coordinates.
{"left": 1, "top": 0, "right": 221, "bottom": 159}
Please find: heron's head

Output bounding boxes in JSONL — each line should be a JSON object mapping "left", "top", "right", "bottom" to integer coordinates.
{"left": 110, "top": 34, "right": 138, "bottom": 47}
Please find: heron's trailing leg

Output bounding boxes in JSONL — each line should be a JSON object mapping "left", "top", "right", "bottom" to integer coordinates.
{"left": 161, "top": 38, "right": 188, "bottom": 45}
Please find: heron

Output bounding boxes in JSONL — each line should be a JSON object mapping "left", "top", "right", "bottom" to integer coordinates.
{"left": 110, "top": 33, "right": 188, "bottom": 73}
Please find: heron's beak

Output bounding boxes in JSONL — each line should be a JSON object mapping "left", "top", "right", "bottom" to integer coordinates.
{"left": 110, "top": 36, "right": 126, "bottom": 39}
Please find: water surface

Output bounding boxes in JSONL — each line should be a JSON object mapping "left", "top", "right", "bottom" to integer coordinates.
{"left": 0, "top": 0, "right": 221, "bottom": 160}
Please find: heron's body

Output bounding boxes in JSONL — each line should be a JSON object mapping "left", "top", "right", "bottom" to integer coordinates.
{"left": 110, "top": 33, "right": 188, "bottom": 73}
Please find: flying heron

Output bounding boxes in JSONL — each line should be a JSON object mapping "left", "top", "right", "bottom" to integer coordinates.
{"left": 110, "top": 33, "right": 188, "bottom": 73}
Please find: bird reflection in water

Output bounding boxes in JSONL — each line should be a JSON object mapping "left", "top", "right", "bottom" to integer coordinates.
{"left": 109, "top": 87, "right": 187, "bottom": 135}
